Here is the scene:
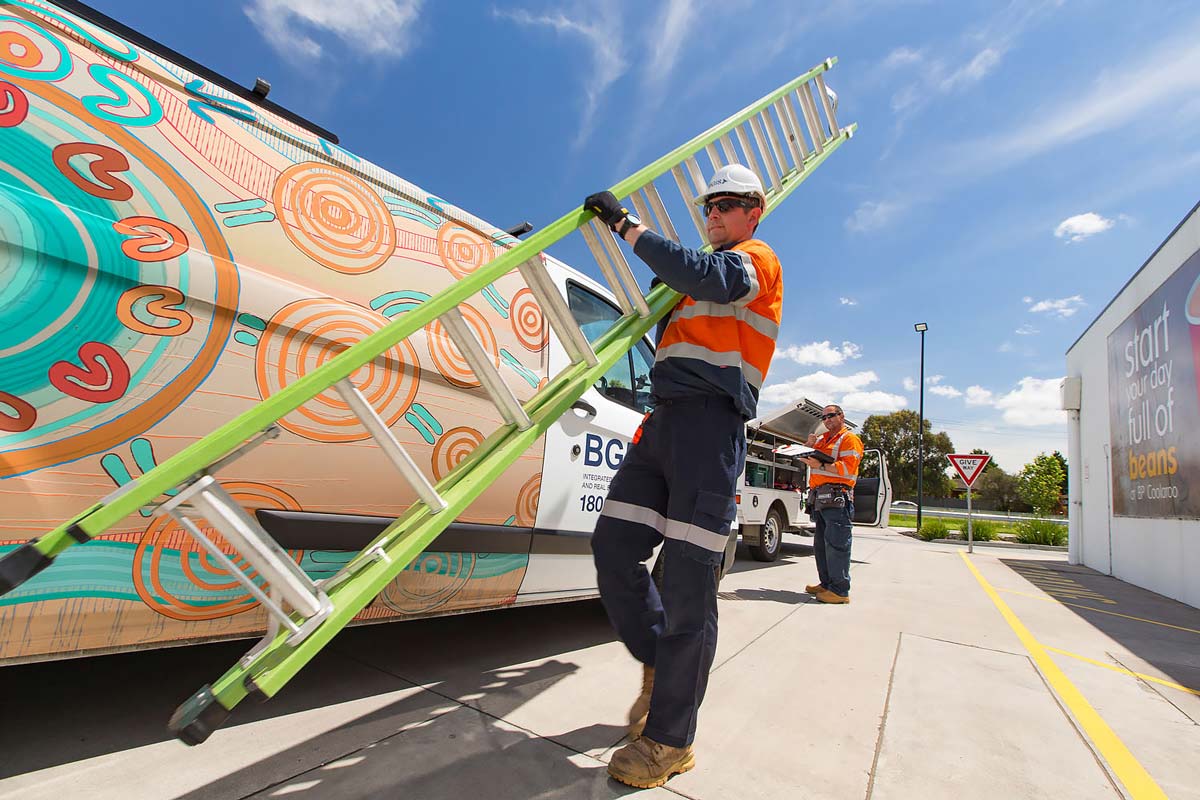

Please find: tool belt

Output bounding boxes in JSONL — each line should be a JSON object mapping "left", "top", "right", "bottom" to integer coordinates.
{"left": 808, "top": 484, "right": 849, "bottom": 512}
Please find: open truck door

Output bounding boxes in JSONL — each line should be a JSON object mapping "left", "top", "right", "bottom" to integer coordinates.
{"left": 853, "top": 449, "right": 892, "bottom": 527}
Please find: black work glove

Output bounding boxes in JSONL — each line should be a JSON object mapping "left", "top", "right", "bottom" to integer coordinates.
{"left": 584, "top": 191, "right": 631, "bottom": 232}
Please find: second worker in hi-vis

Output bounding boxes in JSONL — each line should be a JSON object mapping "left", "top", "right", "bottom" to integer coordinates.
{"left": 801, "top": 404, "right": 864, "bottom": 604}
{"left": 582, "top": 164, "right": 782, "bottom": 790}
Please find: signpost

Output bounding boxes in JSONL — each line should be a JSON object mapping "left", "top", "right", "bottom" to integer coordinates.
{"left": 947, "top": 454, "right": 991, "bottom": 553}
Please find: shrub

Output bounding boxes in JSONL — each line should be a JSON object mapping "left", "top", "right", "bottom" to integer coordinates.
{"left": 917, "top": 518, "right": 950, "bottom": 541}
{"left": 965, "top": 519, "right": 998, "bottom": 542}
{"left": 1014, "top": 519, "right": 1067, "bottom": 547}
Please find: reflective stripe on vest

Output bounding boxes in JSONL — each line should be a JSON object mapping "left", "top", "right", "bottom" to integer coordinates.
{"left": 811, "top": 430, "right": 857, "bottom": 486}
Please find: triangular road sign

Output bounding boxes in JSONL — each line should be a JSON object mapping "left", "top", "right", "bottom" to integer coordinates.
{"left": 948, "top": 454, "right": 991, "bottom": 487}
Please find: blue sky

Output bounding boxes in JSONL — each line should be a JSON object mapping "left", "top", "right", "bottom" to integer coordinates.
{"left": 91, "top": 0, "right": 1200, "bottom": 474}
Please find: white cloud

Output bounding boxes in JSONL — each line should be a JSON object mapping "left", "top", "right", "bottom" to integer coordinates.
{"left": 881, "top": 46, "right": 924, "bottom": 71}
{"left": 930, "top": 384, "right": 963, "bottom": 398}
{"left": 845, "top": 200, "right": 903, "bottom": 233}
{"left": 954, "top": 21, "right": 1200, "bottom": 173}
{"left": 1054, "top": 212, "right": 1114, "bottom": 243}
{"left": 998, "top": 341, "right": 1015, "bottom": 353}
{"left": 1022, "top": 296, "right": 1033, "bottom": 304}
{"left": 245, "top": 0, "right": 422, "bottom": 62}
{"left": 495, "top": 7, "right": 626, "bottom": 150}
{"left": 965, "top": 385, "right": 994, "bottom": 406}
{"left": 938, "top": 47, "right": 1002, "bottom": 92}
{"left": 903, "top": 377, "right": 917, "bottom": 391}
{"left": 774, "top": 341, "right": 862, "bottom": 367}
{"left": 1015, "top": 323, "right": 1039, "bottom": 335}
{"left": 1027, "top": 295, "right": 1085, "bottom": 318}
{"left": 926, "top": 374, "right": 944, "bottom": 385}
{"left": 993, "top": 377, "right": 1066, "bottom": 426}
{"left": 839, "top": 297, "right": 858, "bottom": 306}
{"left": 841, "top": 391, "right": 908, "bottom": 414}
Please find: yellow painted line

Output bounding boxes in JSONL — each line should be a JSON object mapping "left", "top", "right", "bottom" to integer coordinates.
{"left": 999, "top": 588, "right": 1200, "bottom": 634}
{"left": 960, "top": 552, "right": 1167, "bottom": 799}
{"left": 1046, "top": 646, "right": 1200, "bottom": 697}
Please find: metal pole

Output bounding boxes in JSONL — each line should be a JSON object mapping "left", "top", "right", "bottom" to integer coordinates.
{"left": 917, "top": 329, "right": 925, "bottom": 532}
{"left": 967, "top": 484, "right": 973, "bottom": 554}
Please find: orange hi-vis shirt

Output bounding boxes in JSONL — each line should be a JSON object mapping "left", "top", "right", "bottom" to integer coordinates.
{"left": 808, "top": 426, "right": 864, "bottom": 489}
{"left": 633, "top": 231, "right": 783, "bottom": 419}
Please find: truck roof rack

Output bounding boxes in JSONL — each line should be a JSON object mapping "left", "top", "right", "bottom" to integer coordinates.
{"left": 49, "top": 0, "right": 339, "bottom": 143}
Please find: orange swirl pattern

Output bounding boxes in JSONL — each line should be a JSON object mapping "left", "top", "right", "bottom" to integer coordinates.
{"left": 132, "top": 482, "right": 302, "bottom": 621}
{"left": 435, "top": 222, "right": 494, "bottom": 279}
{"left": 273, "top": 162, "right": 395, "bottom": 274}
{"left": 256, "top": 298, "right": 420, "bottom": 442}
{"left": 425, "top": 303, "right": 498, "bottom": 388}
{"left": 515, "top": 473, "right": 541, "bottom": 527}
{"left": 509, "top": 287, "right": 548, "bottom": 351}
{"left": 431, "top": 425, "right": 484, "bottom": 481}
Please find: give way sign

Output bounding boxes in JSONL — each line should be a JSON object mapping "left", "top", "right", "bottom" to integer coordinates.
{"left": 948, "top": 454, "right": 991, "bottom": 487}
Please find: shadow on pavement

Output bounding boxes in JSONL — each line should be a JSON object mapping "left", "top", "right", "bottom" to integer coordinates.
{"left": 0, "top": 599, "right": 616, "bottom": 779}
{"left": 997, "top": 558, "right": 1200, "bottom": 694}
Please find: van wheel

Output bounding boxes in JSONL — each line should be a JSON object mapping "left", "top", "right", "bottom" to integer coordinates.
{"left": 749, "top": 508, "right": 783, "bottom": 562}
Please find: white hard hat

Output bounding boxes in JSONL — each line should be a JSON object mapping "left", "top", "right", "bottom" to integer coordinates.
{"left": 695, "top": 163, "right": 766, "bottom": 208}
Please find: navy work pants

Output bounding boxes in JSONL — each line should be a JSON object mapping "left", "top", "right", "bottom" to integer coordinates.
{"left": 591, "top": 397, "right": 745, "bottom": 748}
{"left": 813, "top": 500, "right": 854, "bottom": 596}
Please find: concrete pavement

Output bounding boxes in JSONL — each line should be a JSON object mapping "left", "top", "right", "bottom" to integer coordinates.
{"left": 1, "top": 527, "right": 1197, "bottom": 798}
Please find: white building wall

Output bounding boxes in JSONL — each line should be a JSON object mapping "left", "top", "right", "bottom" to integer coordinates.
{"left": 1065, "top": 203, "right": 1200, "bottom": 609}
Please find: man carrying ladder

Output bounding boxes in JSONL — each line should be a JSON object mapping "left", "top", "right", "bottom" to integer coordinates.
{"left": 584, "top": 164, "right": 783, "bottom": 788}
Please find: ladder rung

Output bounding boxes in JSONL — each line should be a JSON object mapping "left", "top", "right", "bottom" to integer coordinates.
{"left": 515, "top": 257, "right": 599, "bottom": 367}
{"left": 759, "top": 110, "right": 789, "bottom": 178}
{"left": 784, "top": 93, "right": 811, "bottom": 161}
{"left": 643, "top": 183, "right": 680, "bottom": 243}
{"left": 750, "top": 114, "right": 782, "bottom": 190}
{"left": 798, "top": 84, "right": 825, "bottom": 154}
{"left": 333, "top": 379, "right": 448, "bottom": 512}
{"left": 774, "top": 100, "right": 803, "bottom": 170}
{"left": 815, "top": 73, "right": 840, "bottom": 138}
{"left": 160, "top": 475, "right": 331, "bottom": 629}
{"left": 671, "top": 165, "right": 708, "bottom": 244}
{"left": 593, "top": 221, "right": 652, "bottom": 319}
{"left": 705, "top": 142, "right": 724, "bottom": 171}
{"left": 629, "top": 190, "right": 656, "bottom": 235}
{"left": 581, "top": 222, "right": 635, "bottom": 315}
{"left": 718, "top": 134, "right": 738, "bottom": 167}
{"left": 440, "top": 307, "right": 532, "bottom": 430}
{"left": 735, "top": 123, "right": 767, "bottom": 191}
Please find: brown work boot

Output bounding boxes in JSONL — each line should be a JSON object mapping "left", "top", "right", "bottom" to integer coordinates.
{"left": 804, "top": 583, "right": 825, "bottom": 594}
{"left": 628, "top": 664, "right": 654, "bottom": 737}
{"left": 815, "top": 588, "right": 850, "bottom": 604}
{"left": 608, "top": 735, "right": 695, "bottom": 788}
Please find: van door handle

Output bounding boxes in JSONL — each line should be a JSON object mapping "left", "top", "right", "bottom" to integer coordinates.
{"left": 571, "top": 399, "right": 597, "bottom": 417}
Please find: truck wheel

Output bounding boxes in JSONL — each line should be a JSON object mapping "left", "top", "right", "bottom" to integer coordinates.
{"left": 749, "top": 507, "right": 783, "bottom": 562}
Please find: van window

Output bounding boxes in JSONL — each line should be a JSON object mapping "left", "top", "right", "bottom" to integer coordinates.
{"left": 566, "top": 282, "right": 653, "bottom": 412}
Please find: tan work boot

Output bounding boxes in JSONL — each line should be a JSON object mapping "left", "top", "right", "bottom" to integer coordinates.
{"left": 815, "top": 588, "right": 850, "bottom": 604}
{"left": 804, "top": 583, "right": 825, "bottom": 594}
{"left": 608, "top": 735, "right": 695, "bottom": 788}
{"left": 628, "top": 664, "right": 654, "bottom": 737}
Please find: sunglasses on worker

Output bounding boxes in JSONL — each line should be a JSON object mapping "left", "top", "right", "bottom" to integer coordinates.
{"left": 702, "top": 197, "right": 758, "bottom": 216}
{"left": 820, "top": 412, "right": 841, "bottom": 420}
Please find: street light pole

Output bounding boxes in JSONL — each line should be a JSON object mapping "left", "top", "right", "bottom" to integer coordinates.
{"left": 914, "top": 323, "right": 928, "bottom": 532}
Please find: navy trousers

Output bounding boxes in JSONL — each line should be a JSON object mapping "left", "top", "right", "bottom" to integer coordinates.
{"left": 591, "top": 397, "right": 745, "bottom": 748}
{"left": 812, "top": 500, "right": 854, "bottom": 596}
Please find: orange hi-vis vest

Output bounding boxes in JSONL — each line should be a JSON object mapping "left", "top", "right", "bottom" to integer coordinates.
{"left": 808, "top": 426, "right": 863, "bottom": 489}
{"left": 635, "top": 233, "right": 782, "bottom": 419}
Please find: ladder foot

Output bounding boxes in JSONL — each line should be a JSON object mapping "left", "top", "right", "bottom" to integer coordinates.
{"left": 0, "top": 542, "right": 52, "bottom": 595}
{"left": 169, "top": 685, "right": 231, "bottom": 746}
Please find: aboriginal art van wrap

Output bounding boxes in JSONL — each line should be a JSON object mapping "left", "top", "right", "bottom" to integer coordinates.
{"left": 1106, "top": 246, "right": 1200, "bottom": 519}
{"left": 0, "top": 1, "right": 550, "bottom": 661}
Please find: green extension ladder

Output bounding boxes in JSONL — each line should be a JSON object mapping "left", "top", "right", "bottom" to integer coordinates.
{"left": 0, "top": 59, "right": 855, "bottom": 744}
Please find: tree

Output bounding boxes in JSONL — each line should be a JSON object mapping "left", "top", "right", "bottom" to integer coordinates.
{"left": 975, "top": 467, "right": 1021, "bottom": 512}
{"left": 860, "top": 410, "right": 955, "bottom": 499}
{"left": 1051, "top": 450, "right": 1068, "bottom": 494}
{"left": 1018, "top": 453, "right": 1066, "bottom": 514}
{"left": 970, "top": 448, "right": 1000, "bottom": 474}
